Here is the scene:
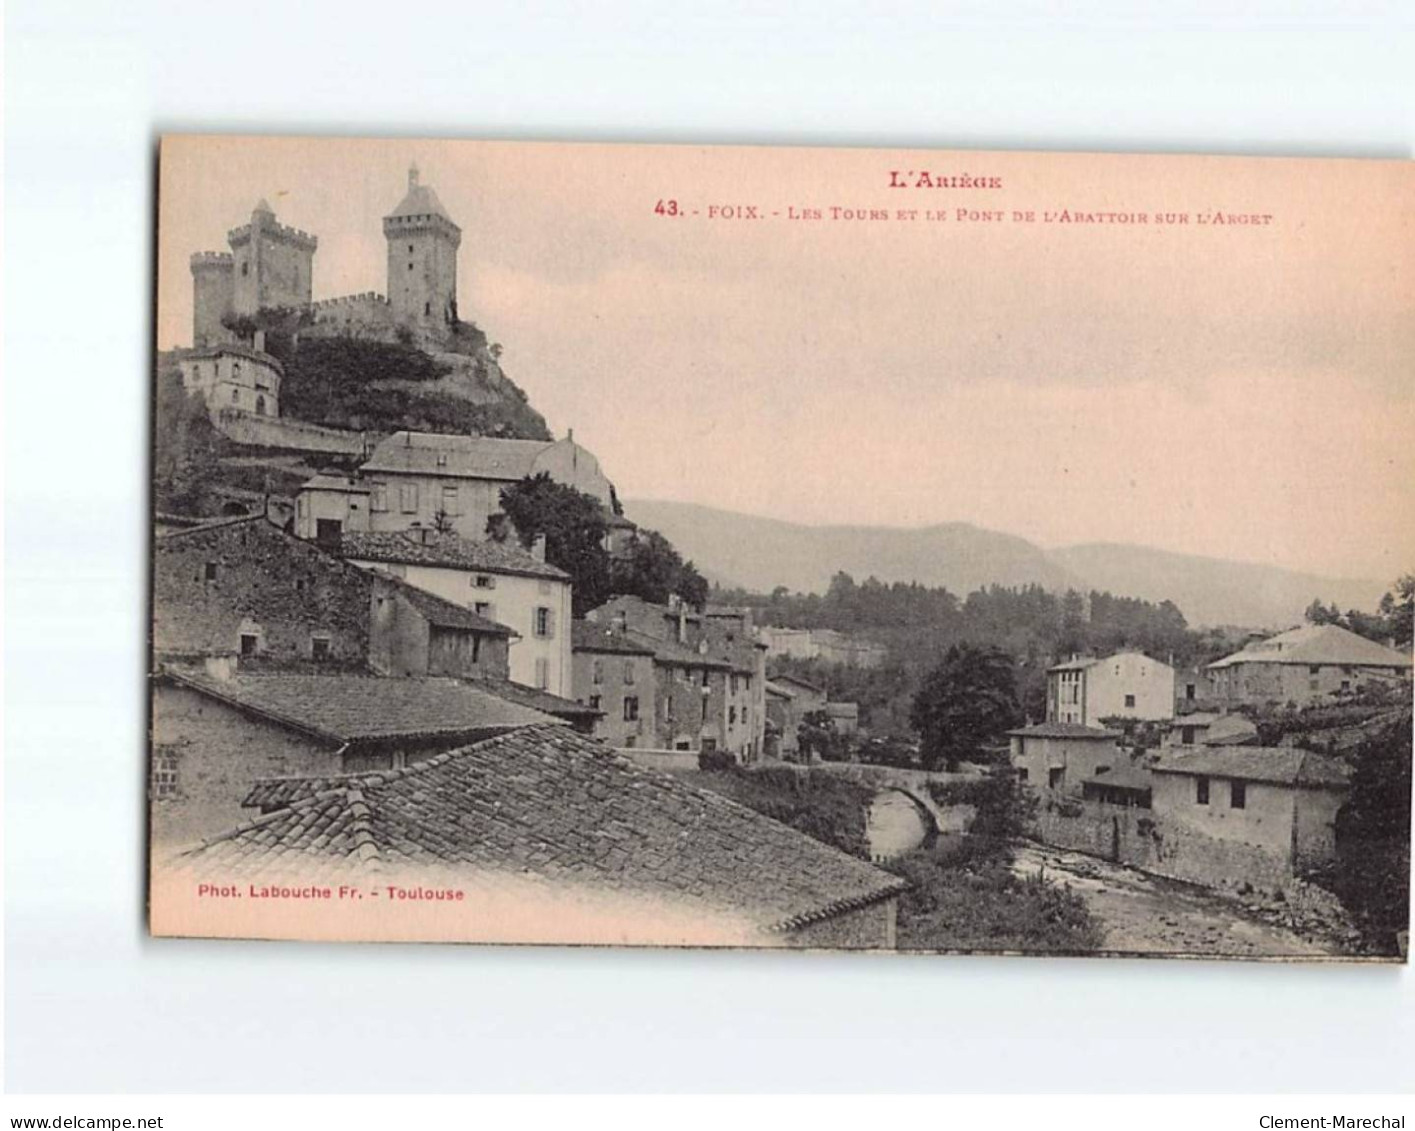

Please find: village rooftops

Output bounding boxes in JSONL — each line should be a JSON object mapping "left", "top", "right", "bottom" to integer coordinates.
{"left": 571, "top": 620, "right": 658, "bottom": 656}
{"left": 1207, "top": 623, "right": 1412, "bottom": 670}
{"left": 1150, "top": 746, "right": 1352, "bottom": 789}
{"left": 158, "top": 667, "right": 561, "bottom": 748}
{"left": 341, "top": 529, "right": 569, "bottom": 582}
{"left": 189, "top": 724, "right": 908, "bottom": 936}
{"left": 1008, "top": 721, "right": 1122, "bottom": 740}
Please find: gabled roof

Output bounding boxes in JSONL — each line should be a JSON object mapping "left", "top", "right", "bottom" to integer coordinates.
{"left": 1048, "top": 656, "right": 1099, "bottom": 672}
{"left": 189, "top": 724, "right": 908, "bottom": 936}
{"left": 764, "top": 681, "right": 795, "bottom": 700}
{"left": 1084, "top": 764, "right": 1155, "bottom": 793}
{"left": 369, "top": 570, "right": 514, "bottom": 636}
{"left": 1202, "top": 714, "right": 1260, "bottom": 746}
{"left": 1150, "top": 746, "right": 1351, "bottom": 788}
{"left": 342, "top": 529, "right": 569, "bottom": 581}
{"left": 571, "top": 620, "right": 657, "bottom": 656}
{"left": 1008, "top": 722, "right": 1121, "bottom": 740}
{"left": 466, "top": 676, "right": 602, "bottom": 721}
{"left": 1208, "top": 623, "right": 1412, "bottom": 670}
{"left": 159, "top": 668, "right": 560, "bottom": 746}
{"left": 771, "top": 673, "right": 825, "bottom": 695}
{"left": 361, "top": 431, "right": 554, "bottom": 481}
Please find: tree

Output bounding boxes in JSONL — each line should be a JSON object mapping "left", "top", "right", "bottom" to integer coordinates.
{"left": 798, "top": 709, "right": 849, "bottom": 763}
{"left": 910, "top": 644, "right": 1021, "bottom": 770}
{"left": 1331, "top": 718, "right": 1412, "bottom": 954}
{"left": 609, "top": 529, "right": 707, "bottom": 609}
{"left": 152, "top": 365, "right": 222, "bottom": 515}
{"left": 495, "top": 473, "right": 611, "bottom": 616}
{"left": 1377, "top": 574, "right": 1415, "bottom": 645}
{"left": 1305, "top": 597, "right": 1342, "bottom": 626}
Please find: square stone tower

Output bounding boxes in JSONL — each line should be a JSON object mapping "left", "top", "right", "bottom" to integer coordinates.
{"left": 383, "top": 165, "right": 462, "bottom": 335}
{"left": 226, "top": 199, "right": 318, "bottom": 317}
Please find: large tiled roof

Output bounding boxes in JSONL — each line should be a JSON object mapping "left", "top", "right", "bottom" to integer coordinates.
{"left": 1008, "top": 722, "right": 1121, "bottom": 739}
{"left": 571, "top": 620, "right": 658, "bottom": 656}
{"left": 361, "top": 431, "right": 552, "bottom": 481}
{"left": 468, "top": 676, "right": 602, "bottom": 720}
{"left": 341, "top": 529, "right": 569, "bottom": 581}
{"left": 367, "top": 569, "right": 514, "bottom": 636}
{"left": 160, "top": 668, "right": 560, "bottom": 745}
{"left": 1208, "top": 623, "right": 1412, "bottom": 670}
{"left": 386, "top": 182, "right": 458, "bottom": 226}
{"left": 770, "top": 673, "right": 825, "bottom": 695}
{"left": 190, "top": 724, "right": 907, "bottom": 934}
{"left": 1151, "top": 746, "right": 1351, "bottom": 788}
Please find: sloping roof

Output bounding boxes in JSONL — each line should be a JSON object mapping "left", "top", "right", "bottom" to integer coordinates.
{"left": 1151, "top": 746, "right": 1351, "bottom": 788}
{"left": 342, "top": 529, "right": 569, "bottom": 581}
{"left": 1169, "top": 712, "right": 1222, "bottom": 729}
{"left": 361, "top": 431, "right": 552, "bottom": 481}
{"left": 468, "top": 676, "right": 601, "bottom": 720}
{"left": 1208, "top": 623, "right": 1412, "bottom": 670}
{"left": 180, "top": 342, "right": 286, "bottom": 373}
{"left": 386, "top": 181, "right": 457, "bottom": 226}
{"left": 369, "top": 570, "right": 513, "bottom": 636}
{"left": 189, "top": 724, "right": 908, "bottom": 934}
{"left": 1202, "top": 714, "right": 1260, "bottom": 746}
{"left": 155, "top": 513, "right": 266, "bottom": 541}
{"left": 825, "top": 702, "right": 859, "bottom": 718}
{"left": 571, "top": 620, "right": 657, "bottom": 656}
{"left": 1048, "top": 656, "right": 1100, "bottom": 672}
{"left": 1085, "top": 764, "right": 1155, "bottom": 793}
{"left": 630, "top": 628, "right": 735, "bottom": 671}
{"left": 160, "top": 668, "right": 560, "bottom": 745}
{"left": 764, "top": 681, "right": 795, "bottom": 700}
{"left": 771, "top": 673, "right": 825, "bottom": 695}
{"left": 300, "top": 474, "right": 369, "bottom": 495}
{"left": 1008, "top": 722, "right": 1121, "bottom": 739}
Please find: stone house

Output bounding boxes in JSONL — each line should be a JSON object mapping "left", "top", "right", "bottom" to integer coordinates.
{"left": 175, "top": 342, "right": 283, "bottom": 418}
{"left": 1206, "top": 623, "right": 1412, "bottom": 708}
{"left": 154, "top": 515, "right": 513, "bottom": 681}
{"left": 1160, "top": 711, "right": 1258, "bottom": 750}
{"left": 571, "top": 620, "right": 658, "bottom": 748}
{"left": 1047, "top": 651, "right": 1176, "bottom": 727}
{"left": 340, "top": 528, "right": 573, "bottom": 697}
{"left": 149, "top": 665, "right": 559, "bottom": 850}
{"left": 294, "top": 474, "right": 372, "bottom": 548}
{"left": 355, "top": 430, "right": 616, "bottom": 543}
{"left": 1008, "top": 721, "right": 1124, "bottom": 795}
{"left": 1149, "top": 746, "right": 1351, "bottom": 871}
{"left": 764, "top": 681, "right": 799, "bottom": 758}
{"left": 174, "top": 724, "right": 908, "bottom": 949}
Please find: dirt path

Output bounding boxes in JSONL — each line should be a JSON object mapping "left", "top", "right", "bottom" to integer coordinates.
{"left": 1011, "top": 842, "right": 1340, "bottom": 959}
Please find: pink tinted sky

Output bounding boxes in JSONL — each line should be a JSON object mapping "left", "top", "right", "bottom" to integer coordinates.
{"left": 157, "top": 136, "right": 1415, "bottom": 581}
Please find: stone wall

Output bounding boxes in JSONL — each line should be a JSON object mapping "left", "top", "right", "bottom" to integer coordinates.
{"left": 214, "top": 411, "right": 371, "bottom": 456}
{"left": 1032, "top": 790, "right": 1299, "bottom": 894}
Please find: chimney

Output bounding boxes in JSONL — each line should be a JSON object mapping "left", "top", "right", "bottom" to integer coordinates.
{"left": 530, "top": 533, "right": 546, "bottom": 562}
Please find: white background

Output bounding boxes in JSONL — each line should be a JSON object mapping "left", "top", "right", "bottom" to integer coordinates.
{"left": 5, "top": 0, "right": 1414, "bottom": 1095}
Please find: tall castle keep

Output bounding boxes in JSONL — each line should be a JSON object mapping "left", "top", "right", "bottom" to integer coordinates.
{"left": 190, "top": 167, "right": 463, "bottom": 348}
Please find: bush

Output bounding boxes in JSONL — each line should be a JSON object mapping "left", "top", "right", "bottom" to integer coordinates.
{"left": 690, "top": 765, "right": 873, "bottom": 860}
{"left": 697, "top": 749, "right": 735, "bottom": 773}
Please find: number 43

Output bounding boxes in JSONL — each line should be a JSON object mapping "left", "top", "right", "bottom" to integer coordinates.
{"left": 654, "top": 200, "right": 679, "bottom": 216}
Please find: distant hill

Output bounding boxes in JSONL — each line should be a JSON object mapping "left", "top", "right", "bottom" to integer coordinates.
{"left": 623, "top": 499, "right": 1387, "bottom": 629}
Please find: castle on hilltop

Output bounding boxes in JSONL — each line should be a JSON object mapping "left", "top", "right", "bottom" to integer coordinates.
{"left": 190, "top": 165, "right": 463, "bottom": 348}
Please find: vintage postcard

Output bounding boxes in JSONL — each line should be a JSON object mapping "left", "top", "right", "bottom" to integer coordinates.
{"left": 149, "top": 136, "right": 1413, "bottom": 959}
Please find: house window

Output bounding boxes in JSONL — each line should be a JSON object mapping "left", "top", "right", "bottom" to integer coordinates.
{"left": 534, "top": 607, "right": 554, "bottom": 638}
{"left": 701, "top": 670, "right": 710, "bottom": 688}
{"left": 471, "top": 635, "right": 481, "bottom": 664}
{"left": 474, "top": 601, "right": 493, "bottom": 618}
{"left": 240, "top": 633, "right": 259, "bottom": 657}
{"left": 1016, "top": 767, "right": 1029, "bottom": 783}
{"left": 701, "top": 738, "right": 718, "bottom": 753}
{"left": 1124, "top": 694, "right": 1136, "bottom": 708}
{"left": 311, "top": 636, "right": 330, "bottom": 661}
{"left": 623, "top": 696, "right": 640, "bottom": 722}
{"left": 150, "top": 744, "right": 183, "bottom": 800}
{"left": 588, "top": 694, "right": 602, "bottom": 711}
{"left": 1181, "top": 726, "right": 1195, "bottom": 746}
{"left": 675, "top": 740, "right": 692, "bottom": 751}
{"left": 399, "top": 484, "right": 419, "bottom": 513}
{"left": 1185, "top": 683, "right": 1197, "bottom": 701}
{"left": 441, "top": 484, "right": 459, "bottom": 516}
{"left": 231, "top": 388, "right": 240, "bottom": 403}
{"left": 592, "top": 659, "right": 604, "bottom": 685}
{"left": 1309, "top": 665, "right": 1321, "bottom": 675}
{"left": 729, "top": 706, "right": 737, "bottom": 725}
{"left": 1048, "top": 767, "right": 1065, "bottom": 790}
{"left": 255, "top": 395, "right": 267, "bottom": 416}
{"left": 370, "top": 484, "right": 388, "bottom": 512}
{"left": 474, "top": 575, "right": 495, "bottom": 589}
{"left": 1196, "top": 776, "right": 1210, "bottom": 806}
{"left": 623, "top": 660, "right": 635, "bottom": 685}
{"left": 1230, "top": 780, "right": 1247, "bottom": 810}
{"left": 624, "top": 736, "right": 637, "bottom": 749}
{"left": 534, "top": 657, "right": 550, "bottom": 690}
{"left": 204, "top": 562, "right": 218, "bottom": 581}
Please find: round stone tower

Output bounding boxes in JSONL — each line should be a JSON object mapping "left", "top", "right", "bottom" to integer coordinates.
{"left": 383, "top": 165, "right": 462, "bottom": 335}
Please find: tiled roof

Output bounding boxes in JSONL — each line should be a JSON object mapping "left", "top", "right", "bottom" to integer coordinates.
{"left": 764, "top": 681, "right": 795, "bottom": 700}
{"left": 300, "top": 474, "right": 370, "bottom": 495}
{"left": 368, "top": 569, "right": 514, "bottom": 636}
{"left": 191, "top": 724, "right": 908, "bottom": 934}
{"left": 1208, "top": 623, "right": 1412, "bottom": 670}
{"left": 1202, "top": 715, "right": 1259, "bottom": 746}
{"left": 386, "top": 182, "right": 458, "bottom": 225}
{"left": 180, "top": 342, "right": 285, "bottom": 373}
{"left": 629, "top": 628, "right": 735, "bottom": 671}
{"left": 571, "top": 620, "right": 658, "bottom": 656}
{"left": 1168, "top": 712, "right": 1222, "bottom": 728}
{"left": 1151, "top": 746, "right": 1351, "bottom": 788}
{"left": 160, "top": 668, "right": 561, "bottom": 745}
{"left": 341, "top": 529, "right": 569, "bottom": 581}
{"left": 1008, "top": 722, "right": 1121, "bottom": 739}
{"left": 1084, "top": 764, "right": 1155, "bottom": 792}
{"left": 1048, "top": 656, "right": 1099, "bottom": 672}
{"left": 771, "top": 673, "right": 825, "bottom": 695}
{"left": 155, "top": 513, "right": 266, "bottom": 541}
{"left": 361, "top": 431, "right": 551, "bottom": 481}
{"left": 468, "top": 676, "right": 602, "bottom": 720}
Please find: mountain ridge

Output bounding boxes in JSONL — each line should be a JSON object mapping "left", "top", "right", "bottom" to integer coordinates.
{"left": 623, "top": 498, "right": 1387, "bottom": 629}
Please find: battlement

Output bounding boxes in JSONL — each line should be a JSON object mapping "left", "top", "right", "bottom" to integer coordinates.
{"left": 228, "top": 220, "right": 319, "bottom": 252}
{"left": 311, "top": 292, "right": 389, "bottom": 310}
{"left": 383, "top": 212, "right": 461, "bottom": 243}
{"left": 190, "top": 251, "right": 235, "bottom": 270}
